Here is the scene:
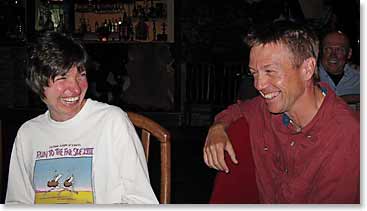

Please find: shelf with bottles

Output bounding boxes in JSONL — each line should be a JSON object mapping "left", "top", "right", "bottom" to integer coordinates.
{"left": 34, "top": 0, "right": 65, "bottom": 33}
{"left": 74, "top": 0, "right": 174, "bottom": 43}
{"left": 75, "top": 0, "right": 168, "bottom": 19}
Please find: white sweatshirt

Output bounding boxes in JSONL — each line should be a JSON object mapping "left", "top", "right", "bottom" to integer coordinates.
{"left": 5, "top": 99, "right": 159, "bottom": 204}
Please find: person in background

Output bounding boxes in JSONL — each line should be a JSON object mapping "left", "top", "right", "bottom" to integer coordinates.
{"left": 237, "top": 31, "right": 360, "bottom": 104}
{"left": 5, "top": 32, "right": 158, "bottom": 204}
{"left": 319, "top": 31, "right": 359, "bottom": 103}
{"left": 203, "top": 21, "right": 359, "bottom": 203}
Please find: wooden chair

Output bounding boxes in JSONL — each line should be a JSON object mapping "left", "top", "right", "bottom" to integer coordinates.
{"left": 127, "top": 112, "right": 171, "bottom": 204}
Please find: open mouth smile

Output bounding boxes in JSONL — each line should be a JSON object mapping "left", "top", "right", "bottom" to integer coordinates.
{"left": 62, "top": 96, "right": 80, "bottom": 104}
{"left": 259, "top": 91, "right": 280, "bottom": 100}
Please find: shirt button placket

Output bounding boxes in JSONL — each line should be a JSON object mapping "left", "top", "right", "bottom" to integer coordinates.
{"left": 288, "top": 140, "right": 296, "bottom": 176}
{"left": 290, "top": 141, "right": 295, "bottom": 147}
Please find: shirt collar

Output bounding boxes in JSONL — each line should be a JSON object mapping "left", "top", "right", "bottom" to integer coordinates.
{"left": 282, "top": 87, "right": 327, "bottom": 127}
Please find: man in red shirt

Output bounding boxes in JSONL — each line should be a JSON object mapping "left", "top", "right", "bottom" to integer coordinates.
{"left": 204, "top": 21, "right": 359, "bottom": 203}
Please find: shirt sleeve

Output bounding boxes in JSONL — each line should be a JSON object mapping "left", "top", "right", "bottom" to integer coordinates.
{"left": 5, "top": 133, "right": 35, "bottom": 204}
{"left": 214, "top": 100, "right": 247, "bottom": 128}
{"left": 118, "top": 113, "right": 159, "bottom": 204}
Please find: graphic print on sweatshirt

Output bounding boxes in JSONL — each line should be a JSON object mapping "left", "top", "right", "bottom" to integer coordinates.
{"left": 33, "top": 144, "right": 94, "bottom": 204}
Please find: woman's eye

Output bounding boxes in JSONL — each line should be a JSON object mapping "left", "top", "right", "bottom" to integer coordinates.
{"left": 54, "top": 76, "right": 66, "bottom": 81}
{"left": 78, "top": 72, "right": 87, "bottom": 79}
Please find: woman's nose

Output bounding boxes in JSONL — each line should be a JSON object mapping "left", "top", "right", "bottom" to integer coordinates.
{"left": 65, "top": 77, "right": 81, "bottom": 95}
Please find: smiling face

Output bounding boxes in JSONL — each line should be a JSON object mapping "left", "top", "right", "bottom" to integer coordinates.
{"left": 321, "top": 32, "right": 352, "bottom": 75}
{"left": 43, "top": 65, "right": 88, "bottom": 122}
{"left": 249, "top": 43, "right": 310, "bottom": 114}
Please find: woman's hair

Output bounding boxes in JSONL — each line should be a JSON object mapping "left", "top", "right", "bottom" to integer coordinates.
{"left": 244, "top": 21, "right": 320, "bottom": 82}
{"left": 26, "top": 32, "right": 88, "bottom": 98}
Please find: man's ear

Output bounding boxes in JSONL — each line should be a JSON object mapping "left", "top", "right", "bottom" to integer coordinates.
{"left": 301, "top": 57, "right": 317, "bottom": 81}
{"left": 347, "top": 48, "right": 352, "bottom": 60}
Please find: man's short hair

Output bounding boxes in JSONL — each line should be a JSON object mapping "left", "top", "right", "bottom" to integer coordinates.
{"left": 245, "top": 21, "right": 320, "bottom": 81}
{"left": 26, "top": 32, "right": 88, "bottom": 98}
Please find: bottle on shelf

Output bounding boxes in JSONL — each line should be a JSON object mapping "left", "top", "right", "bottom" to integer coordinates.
{"left": 79, "top": 17, "right": 87, "bottom": 34}
{"left": 118, "top": 17, "right": 122, "bottom": 40}
{"left": 127, "top": 16, "right": 134, "bottom": 41}
{"left": 108, "top": 19, "right": 112, "bottom": 32}
{"left": 45, "top": 10, "right": 54, "bottom": 31}
{"left": 95, "top": 21, "right": 99, "bottom": 33}
{"left": 15, "top": 15, "right": 24, "bottom": 41}
{"left": 157, "top": 22, "right": 167, "bottom": 41}
{"left": 132, "top": 0, "right": 138, "bottom": 18}
{"left": 111, "top": 19, "right": 115, "bottom": 32}
{"left": 152, "top": 20, "right": 156, "bottom": 41}
{"left": 148, "top": 0, "right": 156, "bottom": 19}
{"left": 57, "top": 14, "right": 65, "bottom": 33}
{"left": 114, "top": 19, "right": 119, "bottom": 33}
{"left": 86, "top": 19, "right": 91, "bottom": 32}
{"left": 122, "top": 11, "right": 129, "bottom": 40}
{"left": 103, "top": 19, "right": 108, "bottom": 28}
{"left": 135, "top": 16, "right": 148, "bottom": 41}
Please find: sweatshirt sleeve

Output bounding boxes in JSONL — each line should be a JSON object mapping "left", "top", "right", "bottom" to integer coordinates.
{"left": 5, "top": 133, "right": 35, "bottom": 204}
{"left": 117, "top": 112, "right": 159, "bottom": 204}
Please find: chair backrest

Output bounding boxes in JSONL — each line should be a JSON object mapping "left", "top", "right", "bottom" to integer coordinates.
{"left": 210, "top": 117, "right": 259, "bottom": 203}
{"left": 127, "top": 112, "right": 171, "bottom": 204}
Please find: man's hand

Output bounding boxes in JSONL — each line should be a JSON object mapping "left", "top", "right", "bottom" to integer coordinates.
{"left": 203, "top": 123, "right": 238, "bottom": 173}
